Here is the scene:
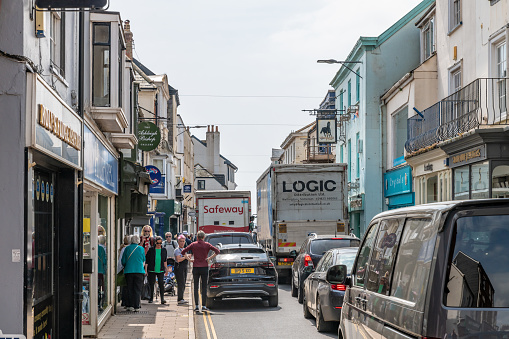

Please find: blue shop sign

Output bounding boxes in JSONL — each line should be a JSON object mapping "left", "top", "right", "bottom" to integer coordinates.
{"left": 183, "top": 184, "right": 192, "bottom": 193}
{"left": 384, "top": 166, "right": 412, "bottom": 198}
{"left": 83, "top": 125, "right": 118, "bottom": 194}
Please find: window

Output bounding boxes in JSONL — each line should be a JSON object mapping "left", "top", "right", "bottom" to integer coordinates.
{"left": 50, "top": 12, "right": 65, "bottom": 77}
{"left": 392, "top": 107, "right": 408, "bottom": 166}
{"left": 340, "top": 145, "right": 344, "bottom": 163}
{"left": 347, "top": 80, "right": 352, "bottom": 107}
{"left": 492, "top": 165, "right": 509, "bottom": 198}
{"left": 365, "top": 218, "right": 404, "bottom": 294}
{"left": 450, "top": 65, "right": 462, "bottom": 118}
{"left": 497, "top": 42, "right": 507, "bottom": 113}
{"left": 449, "top": 0, "right": 461, "bottom": 32}
{"left": 310, "top": 239, "right": 360, "bottom": 255}
{"left": 451, "top": 68, "right": 462, "bottom": 94}
{"left": 92, "top": 23, "right": 111, "bottom": 107}
{"left": 445, "top": 215, "right": 509, "bottom": 307}
{"left": 356, "top": 133, "right": 360, "bottom": 178}
{"left": 316, "top": 252, "right": 333, "bottom": 273}
{"left": 354, "top": 223, "right": 379, "bottom": 287}
{"left": 118, "top": 39, "right": 123, "bottom": 108}
{"left": 422, "top": 17, "right": 435, "bottom": 60}
{"left": 356, "top": 71, "right": 360, "bottom": 102}
{"left": 347, "top": 139, "right": 351, "bottom": 182}
{"left": 339, "top": 91, "right": 344, "bottom": 111}
{"left": 391, "top": 218, "right": 436, "bottom": 304}
{"left": 426, "top": 175, "right": 438, "bottom": 203}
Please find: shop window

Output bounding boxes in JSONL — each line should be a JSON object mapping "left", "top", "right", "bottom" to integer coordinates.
{"left": 471, "top": 162, "right": 489, "bottom": 199}
{"left": 492, "top": 165, "right": 509, "bottom": 198}
{"left": 454, "top": 166, "right": 469, "bottom": 200}
{"left": 97, "top": 195, "right": 109, "bottom": 316}
{"left": 92, "top": 23, "right": 111, "bottom": 107}
{"left": 427, "top": 175, "right": 438, "bottom": 203}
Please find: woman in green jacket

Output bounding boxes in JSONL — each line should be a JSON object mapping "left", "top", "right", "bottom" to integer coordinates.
{"left": 121, "top": 234, "right": 146, "bottom": 312}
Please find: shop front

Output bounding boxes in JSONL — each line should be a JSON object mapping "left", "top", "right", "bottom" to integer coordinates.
{"left": 82, "top": 123, "right": 118, "bottom": 335}
{"left": 155, "top": 199, "right": 182, "bottom": 235}
{"left": 384, "top": 165, "right": 415, "bottom": 210}
{"left": 25, "top": 74, "right": 83, "bottom": 338}
{"left": 441, "top": 130, "right": 509, "bottom": 200}
{"left": 348, "top": 194, "right": 364, "bottom": 238}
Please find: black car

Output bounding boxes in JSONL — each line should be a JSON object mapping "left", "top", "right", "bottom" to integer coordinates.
{"left": 302, "top": 247, "right": 357, "bottom": 332}
{"left": 206, "top": 244, "right": 278, "bottom": 308}
{"left": 291, "top": 234, "right": 360, "bottom": 303}
{"left": 204, "top": 232, "right": 255, "bottom": 248}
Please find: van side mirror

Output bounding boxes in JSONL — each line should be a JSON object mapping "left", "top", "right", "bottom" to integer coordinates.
{"left": 289, "top": 250, "right": 297, "bottom": 258}
{"left": 326, "top": 264, "right": 347, "bottom": 284}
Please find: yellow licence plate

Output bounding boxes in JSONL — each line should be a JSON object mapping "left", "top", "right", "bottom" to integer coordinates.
{"left": 278, "top": 262, "right": 292, "bottom": 266}
{"left": 231, "top": 268, "right": 254, "bottom": 274}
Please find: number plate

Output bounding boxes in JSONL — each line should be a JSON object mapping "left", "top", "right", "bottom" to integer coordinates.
{"left": 278, "top": 262, "right": 292, "bottom": 266}
{"left": 231, "top": 268, "right": 254, "bottom": 274}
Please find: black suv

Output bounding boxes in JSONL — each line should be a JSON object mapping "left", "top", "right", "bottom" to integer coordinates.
{"left": 290, "top": 234, "right": 360, "bottom": 303}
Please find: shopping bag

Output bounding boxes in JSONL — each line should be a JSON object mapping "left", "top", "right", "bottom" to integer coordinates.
{"left": 116, "top": 269, "right": 127, "bottom": 286}
{"left": 141, "top": 277, "right": 151, "bottom": 300}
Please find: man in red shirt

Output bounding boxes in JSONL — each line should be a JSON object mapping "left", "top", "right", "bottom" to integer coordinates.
{"left": 181, "top": 230, "right": 220, "bottom": 312}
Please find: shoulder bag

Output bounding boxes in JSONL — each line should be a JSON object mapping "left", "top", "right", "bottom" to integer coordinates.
{"left": 117, "top": 246, "right": 137, "bottom": 287}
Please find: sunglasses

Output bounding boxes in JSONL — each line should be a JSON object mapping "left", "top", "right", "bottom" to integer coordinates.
{"left": 165, "top": 236, "right": 171, "bottom": 238}
{"left": 156, "top": 242, "right": 162, "bottom": 245}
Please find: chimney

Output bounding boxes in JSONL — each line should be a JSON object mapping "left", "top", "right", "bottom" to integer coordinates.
{"left": 205, "top": 124, "right": 221, "bottom": 174}
{"left": 124, "top": 20, "right": 134, "bottom": 60}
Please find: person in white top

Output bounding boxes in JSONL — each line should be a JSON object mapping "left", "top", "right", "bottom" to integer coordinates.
{"left": 163, "top": 232, "right": 178, "bottom": 266}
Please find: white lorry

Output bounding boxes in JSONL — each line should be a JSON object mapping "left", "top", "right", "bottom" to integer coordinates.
{"left": 256, "top": 164, "right": 348, "bottom": 280}
{"left": 196, "top": 190, "right": 252, "bottom": 233}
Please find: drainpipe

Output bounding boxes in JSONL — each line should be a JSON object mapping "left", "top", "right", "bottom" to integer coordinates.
{"left": 379, "top": 102, "right": 385, "bottom": 213}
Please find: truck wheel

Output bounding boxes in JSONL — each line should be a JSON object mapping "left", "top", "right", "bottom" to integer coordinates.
{"left": 297, "top": 280, "right": 304, "bottom": 304}
{"left": 316, "top": 296, "right": 334, "bottom": 332}
{"left": 291, "top": 275, "right": 298, "bottom": 297}
{"left": 302, "top": 294, "right": 312, "bottom": 319}
{"left": 268, "top": 294, "right": 278, "bottom": 307}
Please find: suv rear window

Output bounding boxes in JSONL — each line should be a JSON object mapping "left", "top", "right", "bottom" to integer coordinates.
{"left": 445, "top": 214, "right": 509, "bottom": 308}
{"left": 219, "top": 248, "right": 265, "bottom": 254}
{"left": 310, "top": 239, "right": 360, "bottom": 255}
{"left": 206, "top": 235, "right": 253, "bottom": 248}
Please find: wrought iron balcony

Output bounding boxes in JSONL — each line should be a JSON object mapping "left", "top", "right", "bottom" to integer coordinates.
{"left": 305, "top": 143, "right": 335, "bottom": 163}
{"left": 405, "top": 78, "right": 508, "bottom": 154}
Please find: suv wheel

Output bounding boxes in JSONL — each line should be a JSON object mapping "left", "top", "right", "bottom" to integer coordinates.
{"left": 297, "top": 279, "right": 304, "bottom": 304}
{"left": 291, "top": 273, "right": 298, "bottom": 297}
{"left": 316, "top": 295, "right": 333, "bottom": 332}
{"left": 268, "top": 293, "right": 278, "bottom": 307}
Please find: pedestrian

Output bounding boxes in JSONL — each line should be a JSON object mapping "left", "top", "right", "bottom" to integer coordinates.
{"left": 181, "top": 230, "right": 220, "bottom": 312}
{"left": 183, "top": 231, "right": 192, "bottom": 246}
{"left": 117, "top": 235, "right": 131, "bottom": 308}
{"left": 98, "top": 235, "right": 107, "bottom": 311}
{"left": 145, "top": 236, "right": 168, "bottom": 304}
{"left": 121, "top": 234, "right": 146, "bottom": 312}
{"left": 139, "top": 225, "right": 155, "bottom": 255}
{"left": 162, "top": 232, "right": 178, "bottom": 267}
{"left": 174, "top": 234, "right": 193, "bottom": 304}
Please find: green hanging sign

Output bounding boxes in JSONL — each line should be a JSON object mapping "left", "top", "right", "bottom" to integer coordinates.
{"left": 138, "top": 122, "right": 161, "bottom": 152}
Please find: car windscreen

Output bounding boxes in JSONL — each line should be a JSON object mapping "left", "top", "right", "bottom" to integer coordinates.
{"left": 335, "top": 252, "right": 356, "bottom": 273}
{"left": 310, "top": 239, "right": 360, "bottom": 255}
{"left": 445, "top": 214, "right": 509, "bottom": 308}
{"left": 207, "top": 236, "right": 252, "bottom": 248}
{"left": 219, "top": 248, "right": 265, "bottom": 254}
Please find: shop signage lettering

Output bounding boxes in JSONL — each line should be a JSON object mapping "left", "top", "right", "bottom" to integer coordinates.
{"left": 38, "top": 104, "right": 81, "bottom": 151}
{"left": 204, "top": 205, "right": 244, "bottom": 215}
{"left": 138, "top": 122, "right": 161, "bottom": 152}
{"left": 282, "top": 180, "right": 336, "bottom": 193}
{"left": 33, "top": 304, "right": 52, "bottom": 336}
{"left": 452, "top": 148, "right": 482, "bottom": 164}
{"left": 83, "top": 126, "right": 118, "bottom": 194}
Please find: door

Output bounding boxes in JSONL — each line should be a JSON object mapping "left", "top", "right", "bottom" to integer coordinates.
{"left": 342, "top": 221, "right": 380, "bottom": 339}
{"left": 310, "top": 252, "right": 333, "bottom": 315}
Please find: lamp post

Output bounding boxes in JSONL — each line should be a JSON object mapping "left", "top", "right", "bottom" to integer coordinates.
{"left": 317, "top": 59, "right": 363, "bottom": 79}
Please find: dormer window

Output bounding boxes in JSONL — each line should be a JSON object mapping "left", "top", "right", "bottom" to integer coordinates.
{"left": 422, "top": 17, "right": 435, "bottom": 61}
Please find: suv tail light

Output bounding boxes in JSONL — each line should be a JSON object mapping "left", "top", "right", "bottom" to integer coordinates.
{"left": 210, "top": 263, "right": 223, "bottom": 269}
{"left": 330, "top": 284, "right": 347, "bottom": 291}
{"left": 304, "top": 254, "right": 313, "bottom": 267}
{"left": 261, "top": 262, "right": 274, "bottom": 268}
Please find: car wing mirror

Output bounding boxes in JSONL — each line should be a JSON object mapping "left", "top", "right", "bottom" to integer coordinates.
{"left": 326, "top": 264, "right": 347, "bottom": 285}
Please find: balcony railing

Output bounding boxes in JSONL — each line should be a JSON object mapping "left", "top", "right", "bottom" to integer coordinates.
{"left": 405, "top": 78, "right": 508, "bottom": 154}
{"left": 305, "top": 144, "right": 335, "bottom": 163}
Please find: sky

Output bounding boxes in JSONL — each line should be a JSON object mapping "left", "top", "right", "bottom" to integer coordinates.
{"left": 110, "top": 0, "right": 424, "bottom": 203}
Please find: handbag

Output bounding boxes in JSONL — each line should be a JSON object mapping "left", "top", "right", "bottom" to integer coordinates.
{"left": 141, "top": 276, "right": 151, "bottom": 300}
{"left": 117, "top": 247, "right": 137, "bottom": 287}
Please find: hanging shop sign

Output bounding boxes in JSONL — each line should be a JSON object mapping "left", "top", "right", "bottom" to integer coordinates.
{"left": 34, "top": 75, "right": 82, "bottom": 169}
{"left": 146, "top": 165, "right": 165, "bottom": 194}
{"left": 83, "top": 125, "right": 118, "bottom": 194}
{"left": 137, "top": 122, "right": 161, "bottom": 151}
{"left": 316, "top": 118, "right": 338, "bottom": 144}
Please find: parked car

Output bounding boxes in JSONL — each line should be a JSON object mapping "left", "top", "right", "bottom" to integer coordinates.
{"left": 206, "top": 243, "right": 278, "bottom": 308}
{"left": 302, "top": 247, "right": 358, "bottom": 332}
{"left": 204, "top": 231, "right": 255, "bottom": 248}
{"left": 335, "top": 199, "right": 509, "bottom": 339}
{"left": 291, "top": 234, "right": 360, "bottom": 303}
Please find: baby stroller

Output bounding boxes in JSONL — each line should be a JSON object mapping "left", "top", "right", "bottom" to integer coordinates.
{"left": 164, "top": 265, "right": 177, "bottom": 296}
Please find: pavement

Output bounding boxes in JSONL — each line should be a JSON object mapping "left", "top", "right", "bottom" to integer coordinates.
{"left": 97, "top": 271, "right": 195, "bottom": 339}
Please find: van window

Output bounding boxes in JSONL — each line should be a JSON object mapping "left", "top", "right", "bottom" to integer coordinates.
{"left": 445, "top": 214, "right": 509, "bottom": 308}
{"left": 365, "top": 218, "right": 404, "bottom": 294}
{"left": 391, "top": 218, "right": 436, "bottom": 303}
{"left": 354, "top": 223, "right": 379, "bottom": 287}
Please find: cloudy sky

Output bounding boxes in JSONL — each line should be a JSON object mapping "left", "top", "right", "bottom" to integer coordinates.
{"left": 110, "top": 0, "right": 423, "bottom": 201}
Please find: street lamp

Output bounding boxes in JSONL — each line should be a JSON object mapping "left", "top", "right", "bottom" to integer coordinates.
{"left": 317, "top": 59, "right": 363, "bottom": 79}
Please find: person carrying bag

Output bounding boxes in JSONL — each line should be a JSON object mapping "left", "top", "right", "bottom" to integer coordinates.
{"left": 121, "top": 234, "right": 146, "bottom": 312}
{"left": 145, "top": 236, "right": 168, "bottom": 304}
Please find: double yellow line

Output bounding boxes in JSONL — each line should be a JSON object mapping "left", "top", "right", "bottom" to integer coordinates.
{"left": 198, "top": 291, "right": 218, "bottom": 339}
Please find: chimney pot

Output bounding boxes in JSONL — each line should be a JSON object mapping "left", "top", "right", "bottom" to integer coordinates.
{"left": 216, "top": 126, "right": 219, "bottom": 132}
{"left": 207, "top": 125, "right": 210, "bottom": 132}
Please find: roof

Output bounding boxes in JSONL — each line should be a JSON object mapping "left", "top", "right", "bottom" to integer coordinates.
{"left": 191, "top": 136, "right": 238, "bottom": 170}
{"left": 133, "top": 58, "right": 155, "bottom": 76}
